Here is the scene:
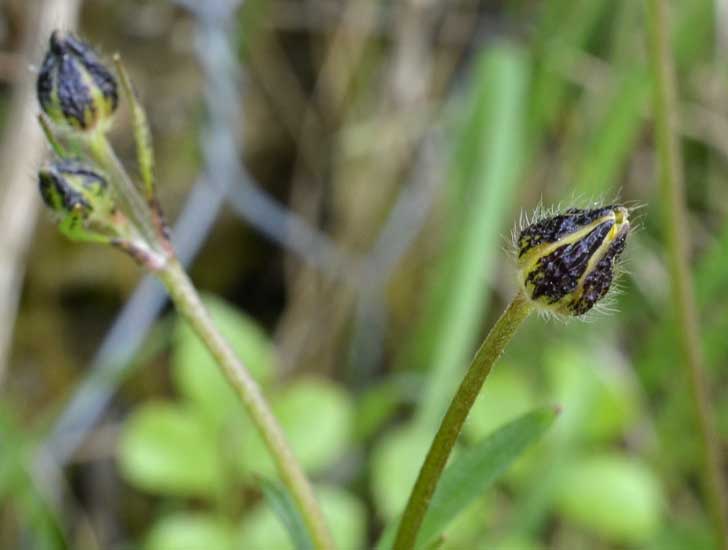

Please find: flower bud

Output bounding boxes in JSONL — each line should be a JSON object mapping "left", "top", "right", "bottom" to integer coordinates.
{"left": 36, "top": 31, "right": 118, "bottom": 132}
{"left": 516, "top": 205, "right": 630, "bottom": 316}
{"left": 38, "top": 160, "right": 124, "bottom": 242}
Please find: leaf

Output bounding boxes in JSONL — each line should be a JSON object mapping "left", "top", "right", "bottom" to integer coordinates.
{"left": 238, "top": 377, "right": 354, "bottom": 476}
{"left": 418, "top": 407, "right": 557, "bottom": 549}
{"left": 545, "top": 345, "right": 639, "bottom": 444}
{"left": 370, "top": 425, "right": 434, "bottom": 521}
{"left": 377, "top": 407, "right": 557, "bottom": 550}
{"left": 464, "top": 366, "right": 534, "bottom": 443}
{"left": 173, "top": 294, "right": 274, "bottom": 428}
{"left": 118, "top": 401, "right": 224, "bottom": 497}
{"left": 0, "top": 409, "right": 67, "bottom": 549}
{"left": 145, "top": 513, "right": 235, "bottom": 550}
{"left": 238, "top": 486, "right": 366, "bottom": 550}
{"left": 259, "top": 478, "right": 313, "bottom": 550}
{"left": 554, "top": 454, "right": 663, "bottom": 545}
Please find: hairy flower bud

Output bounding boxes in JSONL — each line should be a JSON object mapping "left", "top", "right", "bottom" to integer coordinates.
{"left": 36, "top": 31, "right": 118, "bottom": 132}
{"left": 516, "top": 205, "right": 630, "bottom": 316}
{"left": 38, "top": 160, "right": 125, "bottom": 242}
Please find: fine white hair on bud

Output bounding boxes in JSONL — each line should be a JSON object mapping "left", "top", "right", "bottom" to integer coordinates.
{"left": 514, "top": 203, "right": 631, "bottom": 317}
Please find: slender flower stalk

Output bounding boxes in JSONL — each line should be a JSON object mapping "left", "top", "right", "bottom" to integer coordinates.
{"left": 645, "top": 1, "right": 728, "bottom": 546}
{"left": 393, "top": 291, "right": 532, "bottom": 550}
{"left": 157, "top": 259, "right": 333, "bottom": 550}
{"left": 394, "top": 204, "right": 631, "bottom": 549}
{"left": 34, "top": 32, "right": 333, "bottom": 550}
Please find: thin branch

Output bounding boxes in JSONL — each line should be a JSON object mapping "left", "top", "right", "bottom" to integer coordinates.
{"left": 645, "top": 0, "right": 728, "bottom": 546}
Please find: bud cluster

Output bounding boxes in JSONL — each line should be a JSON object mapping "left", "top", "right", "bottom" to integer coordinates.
{"left": 35, "top": 31, "right": 166, "bottom": 268}
{"left": 515, "top": 205, "right": 631, "bottom": 317}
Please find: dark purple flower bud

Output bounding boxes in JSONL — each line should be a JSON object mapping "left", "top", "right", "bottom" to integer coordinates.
{"left": 37, "top": 31, "right": 118, "bottom": 132}
{"left": 516, "top": 205, "right": 631, "bottom": 316}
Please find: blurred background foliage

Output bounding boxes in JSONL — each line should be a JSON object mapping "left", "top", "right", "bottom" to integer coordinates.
{"left": 0, "top": 0, "right": 727, "bottom": 548}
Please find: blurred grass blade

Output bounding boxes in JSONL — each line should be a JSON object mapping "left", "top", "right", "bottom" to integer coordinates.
{"left": 528, "top": 0, "right": 609, "bottom": 138}
{"left": 407, "top": 43, "right": 529, "bottom": 430}
{"left": 377, "top": 407, "right": 557, "bottom": 550}
{"left": 572, "top": 69, "right": 650, "bottom": 197}
{"left": 259, "top": 477, "right": 314, "bottom": 550}
{"left": 0, "top": 409, "right": 67, "bottom": 549}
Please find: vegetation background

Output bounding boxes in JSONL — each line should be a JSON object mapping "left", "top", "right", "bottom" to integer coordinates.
{"left": 0, "top": 0, "right": 727, "bottom": 548}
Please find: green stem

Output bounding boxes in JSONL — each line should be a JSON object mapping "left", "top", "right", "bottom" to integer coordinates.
{"left": 393, "top": 291, "right": 533, "bottom": 550}
{"left": 157, "top": 259, "right": 334, "bottom": 550}
{"left": 646, "top": 1, "right": 728, "bottom": 547}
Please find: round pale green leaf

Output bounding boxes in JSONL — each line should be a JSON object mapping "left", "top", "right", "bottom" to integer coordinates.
{"left": 439, "top": 496, "right": 494, "bottom": 550}
{"left": 239, "top": 377, "right": 353, "bottom": 476}
{"left": 465, "top": 366, "right": 534, "bottom": 442}
{"left": 145, "top": 513, "right": 234, "bottom": 550}
{"left": 118, "top": 401, "right": 224, "bottom": 497}
{"left": 583, "top": 361, "right": 639, "bottom": 442}
{"left": 173, "top": 295, "right": 274, "bottom": 428}
{"left": 555, "top": 454, "right": 663, "bottom": 544}
{"left": 370, "top": 425, "right": 432, "bottom": 521}
{"left": 239, "top": 486, "right": 366, "bottom": 550}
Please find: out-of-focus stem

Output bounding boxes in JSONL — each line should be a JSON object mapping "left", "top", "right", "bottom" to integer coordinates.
{"left": 157, "top": 259, "right": 334, "bottom": 550}
{"left": 645, "top": 0, "right": 728, "bottom": 547}
{"left": 393, "top": 291, "right": 532, "bottom": 550}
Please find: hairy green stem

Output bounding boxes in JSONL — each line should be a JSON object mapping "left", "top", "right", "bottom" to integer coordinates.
{"left": 88, "top": 135, "right": 161, "bottom": 252}
{"left": 646, "top": 0, "right": 728, "bottom": 546}
{"left": 157, "top": 259, "right": 334, "bottom": 550}
{"left": 393, "top": 291, "right": 532, "bottom": 549}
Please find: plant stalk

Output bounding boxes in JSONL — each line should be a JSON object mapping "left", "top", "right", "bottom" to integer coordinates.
{"left": 393, "top": 291, "right": 532, "bottom": 550}
{"left": 88, "top": 135, "right": 161, "bottom": 252}
{"left": 157, "top": 258, "right": 334, "bottom": 550}
{"left": 646, "top": 0, "right": 728, "bottom": 547}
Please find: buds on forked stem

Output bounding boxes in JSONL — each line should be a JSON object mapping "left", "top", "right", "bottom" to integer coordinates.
{"left": 36, "top": 31, "right": 168, "bottom": 269}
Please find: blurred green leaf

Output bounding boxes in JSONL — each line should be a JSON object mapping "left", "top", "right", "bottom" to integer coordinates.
{"left": 239, "top": 377, "right": 353, "bottom": 476}
{"left": 354, "top": 379, "right": 402, "bottom": 442}
{"left": 238, "top": 486, "right": 366, "bottom": 550}
{"left": 259, "top": 478, "right": 313, "bottom": 550}
{"left": 464, "top": 365, "right": 535, "bottom": 443}
{"left": 0, "top": 409, "right": 67, "bottom": 550}
{"left": 118, "top": 401, "right": 224, "bottom": 497}
{"left": 528, "top": 0, "right": 610, "bottom": 138}
{"left": 555, "top": 454, "right": 663, "bottom": 545}
{"left": 145, "top": 513, "right": 235, "bottom": 550}
{"left": 173, "top": 294, "right": 273, "bottom": 428}
{"left": 378, "top": 408, "right": 557, "bottom": 550}
{"left": 545, "top": 345, "right": 639, "bottom": 444}
{"left": 371, "top": 425, "right": 434, "bottom": 522}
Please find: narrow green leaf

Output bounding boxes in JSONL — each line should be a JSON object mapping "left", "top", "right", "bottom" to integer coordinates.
{"left": 259, "top": 478, "right": 313, "bottom": 550}
{"left": 377, "top": 407, "right": 558, "bottom": 550}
